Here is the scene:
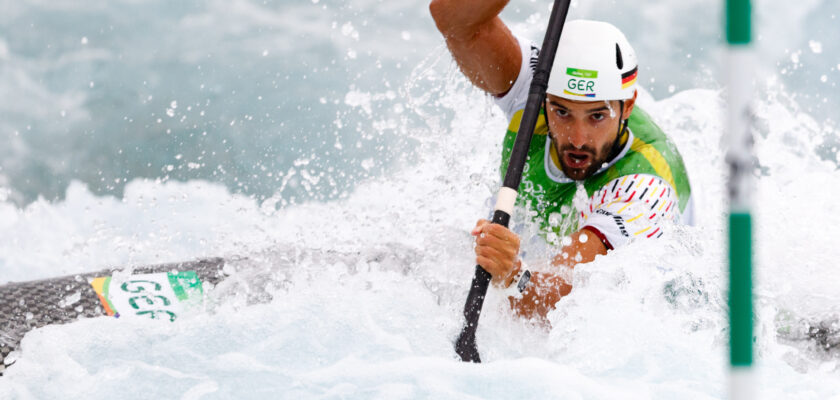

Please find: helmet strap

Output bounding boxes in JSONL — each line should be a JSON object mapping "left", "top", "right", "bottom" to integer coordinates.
{"left": 609, "top": 100, "right": 629, "bottom": 161}
{"left": 542, "top": 99, "right": 555, "bottom": 152}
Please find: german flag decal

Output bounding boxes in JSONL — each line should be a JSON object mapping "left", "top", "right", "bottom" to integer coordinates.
{"left": 621, "top": 66, "right": 638, "bottom": 89}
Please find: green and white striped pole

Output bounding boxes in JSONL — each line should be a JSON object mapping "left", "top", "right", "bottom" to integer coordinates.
{"left": 726, "top": 0, "right": 754, "bottom": 399}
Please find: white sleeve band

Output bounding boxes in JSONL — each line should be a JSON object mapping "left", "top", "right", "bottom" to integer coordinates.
{"left": 582, "top": 212, "right": 631, "bottom": 249}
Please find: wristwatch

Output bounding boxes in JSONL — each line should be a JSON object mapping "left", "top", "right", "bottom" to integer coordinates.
{"left": 514, "top": 269, "right": 532, "bottom": 293}
{"left": 506, "top": 261, "right": 532, "bottom": 296}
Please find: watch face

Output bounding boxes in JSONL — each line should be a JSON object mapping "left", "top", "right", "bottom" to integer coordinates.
{"left": 517, "top": 270, "right": 532, "bottom": 293}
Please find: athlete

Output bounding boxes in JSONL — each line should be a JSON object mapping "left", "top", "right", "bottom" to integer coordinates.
{"left": 430, "top": 1, "right": 694, "bottom": 318}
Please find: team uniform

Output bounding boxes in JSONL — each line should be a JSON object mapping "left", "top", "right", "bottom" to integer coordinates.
{"left": 495, "top": 37, "right": 694, "bottom": 250}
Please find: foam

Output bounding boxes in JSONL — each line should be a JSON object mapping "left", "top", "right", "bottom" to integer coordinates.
{"left": 2, "top": 0, "right": 840, "bottom": 397}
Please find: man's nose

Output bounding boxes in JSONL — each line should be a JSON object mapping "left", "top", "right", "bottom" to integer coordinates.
{"left": 567, "top": 120, "right": 588, "bottom": 149}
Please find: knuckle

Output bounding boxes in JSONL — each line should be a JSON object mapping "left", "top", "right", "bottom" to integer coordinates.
{"left": 479, "top": 258, "right": 496, "bottom": 272}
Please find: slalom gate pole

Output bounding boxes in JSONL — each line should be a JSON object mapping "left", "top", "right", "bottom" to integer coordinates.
{"left": 725, "top": 0, "right": 755, "bottom": 398}
{"left": 454, "top": 0, "right": 572, "bottom": 363}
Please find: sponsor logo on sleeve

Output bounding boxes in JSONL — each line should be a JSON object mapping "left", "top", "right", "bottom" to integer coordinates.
{"left": 529, "top": 44, "right": 540, "bottom": 72}
{"left": 595, "top": 208, "right": 630, "bottom": 237}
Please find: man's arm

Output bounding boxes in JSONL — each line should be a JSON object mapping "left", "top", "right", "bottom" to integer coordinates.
{"left": 429, "top": 0, "right": 522, "bottom": 95}
{"left": 508, "top": 175, "right": 684, "bottom": 319}
{"left": 509, "top": 228, "right": 607, "bottom": 319}
{"left": 472, "top": 220, "right": 607, "bottom": 319}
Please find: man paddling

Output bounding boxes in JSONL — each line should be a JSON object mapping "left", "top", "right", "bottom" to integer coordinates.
{"left": 430, "top": 1, "right": 694, "bottom": 318}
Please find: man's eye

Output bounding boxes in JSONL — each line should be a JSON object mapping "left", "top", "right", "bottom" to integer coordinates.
{"left": 555, "top": 109, "right": 568, "bottom": 117}
{"left": 591, "top": 113, "right": 605, "bottom": 121}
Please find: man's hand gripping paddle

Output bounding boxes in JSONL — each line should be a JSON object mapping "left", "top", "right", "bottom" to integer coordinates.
{"left": 454, "top": 0, "right": 572, "bottom": 363}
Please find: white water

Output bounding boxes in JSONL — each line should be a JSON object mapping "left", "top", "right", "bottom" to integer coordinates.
{"left": 2, "top": 0, "right": 840, "bottom": 398}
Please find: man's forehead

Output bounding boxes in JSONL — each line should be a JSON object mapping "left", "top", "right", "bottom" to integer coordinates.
{"left": 546, "top": 95, "right": 616, "bottom": 110}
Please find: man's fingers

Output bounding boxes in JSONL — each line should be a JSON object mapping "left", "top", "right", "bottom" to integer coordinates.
{"left": 482, "top": 223, "right": 520, "bottom": 246}
{"left": 477, "top": 245, "right": 508, "bottom": 267}
{"left": 471, "top": 219, "right": 490, "bottom": 236}
{"left": 472, "top": 218, "right": 519, "bottom": 284}
{"left": 471, "top": 220, "right": 518, "bottom": 248}
{"left": 476, "top": 256, "right": 499, "bottom": 276}
{"left": 475, "top": 233, "right": 518, "bottom": 260}
{"left": 475, "top": 246, "right": 514, "bottom": 281}
{"left": 476, "top": 225, "right": 519, "bottom": 253}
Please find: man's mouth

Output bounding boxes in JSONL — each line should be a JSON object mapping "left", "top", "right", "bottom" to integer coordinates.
{"left": 562, "top": 150, "right": 592, "bottom": 170}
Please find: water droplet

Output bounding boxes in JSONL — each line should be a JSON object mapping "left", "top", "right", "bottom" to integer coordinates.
{"left": 341, "top": 22, "right": 358, "bottom": 40}
{"left": 361, "top": 158, "right": 375, "bottom": 171}
{"left": 561, "top": 236, "right": 572, "bottom": 246}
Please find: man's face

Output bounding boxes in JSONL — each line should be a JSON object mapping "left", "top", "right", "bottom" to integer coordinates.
{"left": 544, "top": 94, "right": 634, "bottom": 180}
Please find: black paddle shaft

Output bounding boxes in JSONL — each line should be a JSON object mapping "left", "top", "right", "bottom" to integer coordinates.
{"left": 455, "top": 0, "right": 572, "bottom": 363}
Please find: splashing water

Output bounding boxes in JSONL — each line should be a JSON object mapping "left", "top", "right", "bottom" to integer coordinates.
{"left": 1, "top": 0, "right": 840, "bottom": 398}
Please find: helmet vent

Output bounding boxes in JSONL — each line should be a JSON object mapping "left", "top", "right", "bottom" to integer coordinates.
{"left": 615, "top": 43, "right": 624, "bottom": 70}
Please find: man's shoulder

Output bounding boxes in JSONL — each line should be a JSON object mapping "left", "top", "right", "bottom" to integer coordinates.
{"left": 627, "top": 106, "right": 668, "bottom": 143}
{"left": 615, "top": 107, "right": 693, "bottom": 214}
{"left": 622, "top": 106, "right": 687, "bottom": 182}
{"left": 494, "top": 37, "right": 539, "bottom": 122}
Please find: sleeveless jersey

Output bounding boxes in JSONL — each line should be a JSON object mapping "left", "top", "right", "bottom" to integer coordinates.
{"left": 499, "top": 107, "right": 692, "bottom": 246}
{"left": 494, "top": 36, "right": 692, "bottom": 249}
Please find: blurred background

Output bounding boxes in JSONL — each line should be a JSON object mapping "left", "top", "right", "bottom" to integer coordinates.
{"left": 2, "top": 1, "right": 840, "bottom": 397}
{"left": 1, "top": 0, "right": 836, "bottom": 206}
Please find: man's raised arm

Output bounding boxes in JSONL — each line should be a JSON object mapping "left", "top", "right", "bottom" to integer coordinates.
{"left": 429, "top": 0, "right": 522, "bottom": 95}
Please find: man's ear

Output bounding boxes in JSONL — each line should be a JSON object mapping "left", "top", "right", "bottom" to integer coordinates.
{"left": 623, "top": 90, "right": 638, "bottom": 117}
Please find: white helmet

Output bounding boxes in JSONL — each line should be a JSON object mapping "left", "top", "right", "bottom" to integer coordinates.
{"left": 546, "top": 20, "right": 638, "bottom": 102}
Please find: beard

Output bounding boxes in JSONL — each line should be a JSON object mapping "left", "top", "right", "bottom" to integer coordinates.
{"left": 556, "top": 140, "right": 615, "bottom": 181}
